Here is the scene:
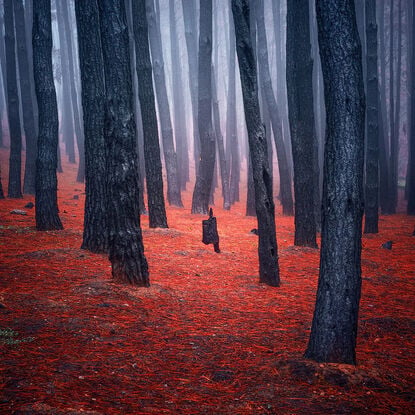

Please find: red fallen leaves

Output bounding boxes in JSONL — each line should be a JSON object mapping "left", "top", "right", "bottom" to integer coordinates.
{"left": 0, "top": 148, "right": 414, "bottom": 414}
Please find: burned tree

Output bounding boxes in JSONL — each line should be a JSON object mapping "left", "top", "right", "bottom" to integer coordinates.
{"left": 98, "top": 0, "right": 149, "bottom": 285}
{"left": 305, "top": 0, "right": 365, "bottom": 364}
{"left": 33, "top": 0, "right": 63, "bottom": 230}
{"left": 232, "top": 0, "right": 280, "bottom": 287}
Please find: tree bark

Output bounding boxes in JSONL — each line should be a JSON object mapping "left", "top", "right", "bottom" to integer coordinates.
{"left": 364, "top": 0, "right": 380, "bottom": 233}
{"left": 255, "top": 0, "right": 294, "bottom": 216}
{"left": 14, "top": 0, "right": 37, "bottom": 195}
{"left": 305, "top": 0, "right": 365, "bottom": 364}
{"left": 232, "top": 0, "right": 280, "bottom": 287}
{"left": 33, "top": 0, "right": 63, "bottom": 230}
{"left": 4, "top": 0, "right": 23, "bottom": 198}
{"left": 146, "top": 0, "right": 183, "bottom": 207}
{"left": 286, "top": 0, "right": 318, "bottom": 247}
{"left": 98, "top": 0, "right": 149, "bottom": 286}
{"left": 131, "top": 0, "right": 168, "bottom": 228}
{"left": 408, "top": 0, "right": 415, "bottom": 215}
{"left": 191, "top": 0, "right": 216, "bottom": 214}
{"left": 75, "top": 0, "right": 108, "bottom": 253}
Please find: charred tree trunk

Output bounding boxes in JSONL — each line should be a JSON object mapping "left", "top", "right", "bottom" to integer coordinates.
{"left": 212, "top": 64, "right": 231, "bottom": 210}
{"left": 131, "top": 0, "right": 168, "bottom": 228}
{"left": 255, "top": 0, "right": 294, "bottom": 216}
{"left": 191, "top": 0, "right": 215, "bottom": 215}
{"left": 146, "top": 0, "right": 183, "bottom": 207}
{"left": 286, "top": 0, "right": 318, "bottom": 247}
{"left": 364, "top": 0, "right": 380, "bottom": 233}
{"left": 232, "top": 0, "right": 280, "bottom": 286}
{"left": 305, "top": 0, "right": 365, "bottom": 364}
{"left": 14, "top": 0, "right": 37, "bottom": 195}
{"left": 98, "top": 0, "right": 149, "bottom": 286}
{"left": 33, "top": 0, "right": 63, "bottom": 230}
{"left": 408, "top": 0, "right": 415, "bottom": 215}
{"left": 181, "top": 0, "right": 200, "bottom": 174}
{"left": 75, "top": 0, "right": 108, "bottom": 253}
{"left": 4, "top": 0, "right": 23, "bottom": 198}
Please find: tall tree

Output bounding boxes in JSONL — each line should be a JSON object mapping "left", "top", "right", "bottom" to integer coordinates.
{"left": 286, "top": 0, "right": 318, "bottom": 247}
{"left": 33, "top": 0, "right": 63, "bottom": 230}
{"left": 14, "top": 0, "right": 37, "bottom": 195}
{"left": 408, "top": 0, "right": 415, "bottom": 215}
{"left": 191, "top": 0, "right": 215, "bottom": 214}
{"left": 75, "top": 0, "right": 108, "bottom": 253}
{"left": 255, "top": 0, "right": 293, "bottom": 216}
{"left": 232, "top": 0, "right": 280, "bottom": 287}
{"left": 169, "top": 0, "right": 189, "bottom": 190}
{"left": 146, "top": 0, "right": 183, "bottom": 207}
{"left": 305, "top": 0, "right": 365, "bottom": 364}
{"left": 98, "top": 0, "right": 149, "bottom": 286}
{"left": 4, "top": 0, "right": 22, "bottom": 198}
{"left": 181, "top": 0, "right": 199, "bottom": 173}
{"left": 364, "top": 0, "right": 380, "bottom": 233}
{"left": 131, "top": 0, "right": 168, "bottom": 228}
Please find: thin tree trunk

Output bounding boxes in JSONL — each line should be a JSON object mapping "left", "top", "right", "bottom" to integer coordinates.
{"left": 131, "top": 0, "right": 168, "bottom": 228}
{"left": 232, "top": 0, "right": 280, "bottom": 286}
{"left": 33, "top": 0, "right": 63, "bottom": 230}
{"left": 14, "top": 0, "right": 37, "bottom": 195}
{"left": 146, "top": 0, "right": 183, "bottom": 207}
{"left": 364, "top": 0, "right": 380, "bottom": 233}
{"left": 4, "top": 0, "right": 23, "bottom": 198}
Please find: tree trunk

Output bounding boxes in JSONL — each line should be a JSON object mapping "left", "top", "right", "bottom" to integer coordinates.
{"left": 286, "top": 0, "right": 318, "bottom": 247}
{"left": 408, "top": 0, "right": 415, "bottom": 215}
{"left": 191, "top": 0, "right": 215, "bottom": 214}
{"left": 4, "top": 0, "right": 23, "bottom": 198}
{"left": 232, "top": 0, "right": 280, "bottom": 287}
{"left": 169, "top": 0, "right": 189, "bottom": 190}
{"left": 14, "top": 0, "right": 37, "bottom": 195}
{"left": 33, "top": 0, "right": 63, "bottom": 231}
{"left": 255, "top": 0, "right": 294, "bottom": 216}
{"left": 181, "top": 0, "right": 200, "bottom": 175}
{"left": 131, "top": 0, "right": 168, "bottom": 228}
{"left": 75, "top": 0, "right": 108, "bottom": 253}
{"left": 98, "top": 0, "right": 149, "bottom": 286}
{"left": 364, "top": 0, "right": 380, "bottom": 233}
{"left": 57, "top": 0, "right": 85, "bottom": 183}
{"left": 305, "top": 0, "right": 365, "bottom": 364}
{"left": 146, "top": 0, "right": 183, "bottom": 207}
{"left": 212, "top": 64, "right": 231, "bottom": 210}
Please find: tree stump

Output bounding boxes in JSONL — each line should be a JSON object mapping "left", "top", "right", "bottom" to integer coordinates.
{"left": 202, "top": 208, "right": 220, "bottom": 253}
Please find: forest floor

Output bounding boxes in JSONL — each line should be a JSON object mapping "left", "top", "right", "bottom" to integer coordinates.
{"left": 0, "top": 149, "right": 414, "bottom": 414}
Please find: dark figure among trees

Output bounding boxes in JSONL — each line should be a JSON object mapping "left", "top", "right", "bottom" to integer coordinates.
{"left": 33, "top": 0, "right": 63, "bottom": 231}
{"left": 305, "top": 0, "right": 365, "bottom": 364}
{"left": 232, "top": 0, "right": 280, "bottom": 287}
{"left": 98, "top": 0, "right": 149, "bottom": 286}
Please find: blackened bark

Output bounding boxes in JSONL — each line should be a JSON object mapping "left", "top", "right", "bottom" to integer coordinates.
{"left": 255, "top": 0, "right": 294, "bottom": 216}
{"left": 146, "top": 0, "right": 182, "bottom": 207}
{"left": 98, "top": 0, "right": 149, "bottom": 286}
{"left": 246, "top": 156, "right": 256, "bottom": 216}
{"left": 14, "top": 0, "right": 37, "bottom": 195}
{"left": 212, "top": 65, "right": 231, "bottom": 210}
{"left": 286, "top": 0, "right": 318, "bottom": 247}
{"left": 169, "top": 0, "right": 189, "bottom": 190}
{"left": 364, "top": 0, "right": 380, "bottom": 233}
{"left": 232, "top": 0, "right": 280, "bottom": 286}
{"left": 191, "top": 0, "right": 215, "bottom": 215}
{"left": 75, "top": 0, "right": 108, "bottom": 253}
{"left": 33, "top": 0, "right": 63, "bottom": 231}
{"left": 4, "top": 0, "right": 22, "bottom": 198}
{"left": 181, "top": 0, "right": 200, "bottom": 173}
{"left": 305, "top": 0, "right": 365, "bottom": 364}
{"left": 131, "top": 0, "right": 168, "bottom": 228}
{"left": 57, "top": 0, "right": 85, "bottom": 183}
{"left": 408, "top": 0, "right": 415, "bottom": 215}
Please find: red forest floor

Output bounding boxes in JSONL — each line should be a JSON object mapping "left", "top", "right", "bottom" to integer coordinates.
{"left": 0, "top": 148, "right": 414, "bottom": 414}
